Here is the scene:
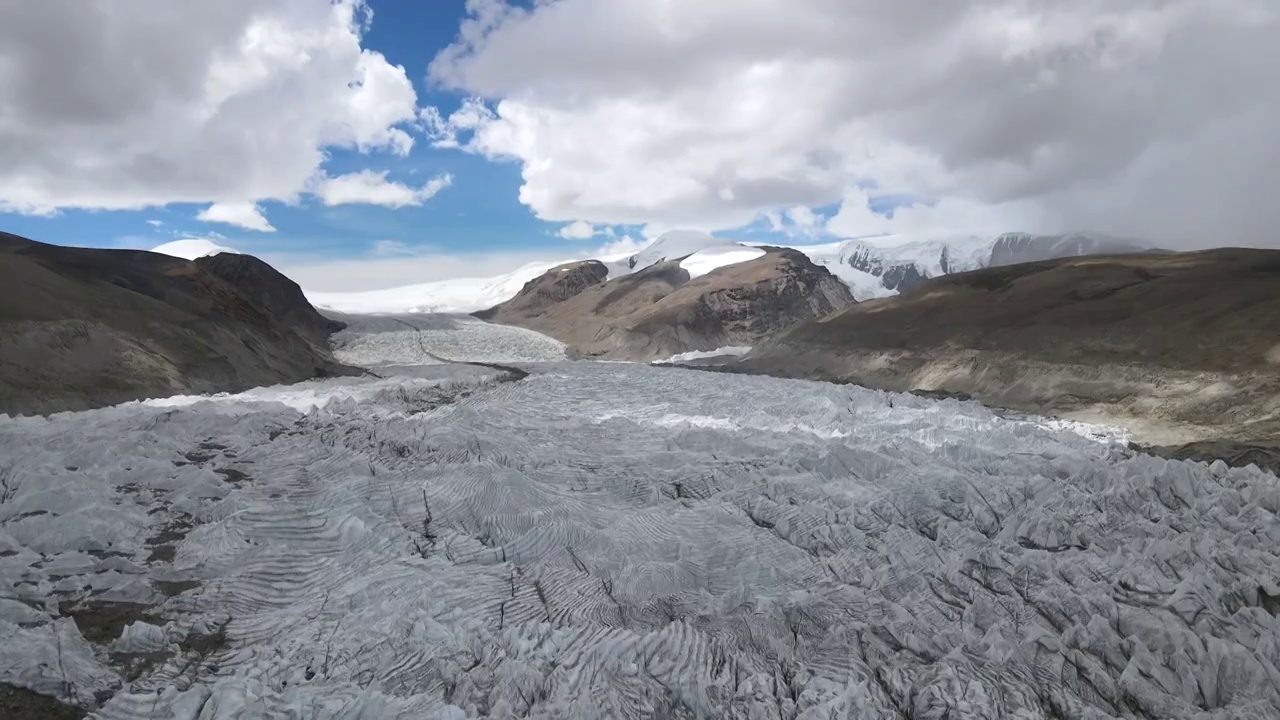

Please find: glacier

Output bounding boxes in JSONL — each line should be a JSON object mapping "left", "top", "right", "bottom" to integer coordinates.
{"left": 3, "top": 317, "right": 1280, "bottom": 719}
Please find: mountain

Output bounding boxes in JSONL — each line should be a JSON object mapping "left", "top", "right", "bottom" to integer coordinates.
{"left": 472, "top": 260, "right": 610, "bottom": 321}
{"left": 779, "top": 231, "right": 1152, "bottom": 299}
{"left": 195, "top": 252, "right": 346, "bottom": 345}
{"left": 306, "top": 230, "right": 763, "bottom": 316}
{"left": 479, "top": 247, "right": 854, "bottom": 361}
{"left": 0, "top": 232, "right": 354, "bottom": 416}
{"left": 730, "top": 247, "right": 1280, "bottom": 446}
{"left": 298, "top": 229, "right": 1154, "bottom": 316}
{"left": 988, "top": 232, "right": 1150, "bottom": 266}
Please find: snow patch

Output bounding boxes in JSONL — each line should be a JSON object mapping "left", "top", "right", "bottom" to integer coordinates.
{"left": 679, "top": 247, "right": 766, "bottom": 278}
{"left": 151, "top": 238, "right": 239, "bottom": 260}
{"left": 653, "top": 346, "right": 753, "bottom": 364}
{"left": 626, "top": 229, "right": 740, "bottom": 271}
{"left": 306, "top": 259, "right": 572, "bottom": 315}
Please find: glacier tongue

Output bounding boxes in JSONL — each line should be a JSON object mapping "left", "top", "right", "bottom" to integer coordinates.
{"left": 2, "top": 336, "right": 1280, "bottom": 718}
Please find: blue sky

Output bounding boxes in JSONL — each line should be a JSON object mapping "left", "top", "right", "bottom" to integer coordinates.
{"left": 0, "top": 0, "right": 882, "bottom": 291}
{"left": 5, "top": 1, "right": 1258, "bottom": 288}
{"left": 1, "top": 3, "right": 562, "bottom": 264}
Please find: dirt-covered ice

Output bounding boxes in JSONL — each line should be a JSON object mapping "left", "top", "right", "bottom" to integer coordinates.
{"left": 2, "top": 319, "right": 1280, "bottom": 719}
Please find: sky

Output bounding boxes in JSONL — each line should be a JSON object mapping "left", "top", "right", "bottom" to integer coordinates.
{"left": 1, "top": 0, "right": 1276, "bottom": 291}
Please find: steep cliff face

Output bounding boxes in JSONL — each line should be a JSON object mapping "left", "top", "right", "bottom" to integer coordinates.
{"left": 0, "top": 232, "right": 354, "bottom": 416}
{"left": 476, "top": 247, "right": 855, "bottom": 361}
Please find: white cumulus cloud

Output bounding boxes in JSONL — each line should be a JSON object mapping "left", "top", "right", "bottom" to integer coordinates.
{"left": 313, "top": 171, "right": 453, "bottom": 208}
{"left": 0, "top": 1, "right": 421, "bottom": 214}
{"left": 557, "top": 220, "right": 598, "bottom": 240}
{"left": 424, "top": 0, "right": 1279, "bottom": 247}
{"left": 196, "top": 202, "right": 275, "bottom": 232}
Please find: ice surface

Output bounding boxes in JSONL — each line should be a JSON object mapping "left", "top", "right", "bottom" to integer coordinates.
{"left": 307, "top": 260, "right": 578, "bottom": 315}
{"left": 4, "top": 319, "right": 1280, "bottom": 719}
{"left": 150, "top": 239, "right": 240, "bottom": 261}
{"left": 329, "top": 314, "right": 567, "bottom": 367}
{"left": 653, "top": 346, "right": 754, "bottom": 365}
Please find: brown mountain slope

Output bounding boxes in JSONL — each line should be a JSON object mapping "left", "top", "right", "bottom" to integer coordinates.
{"left": 478, "top": 247, "right": 854, "bottom": 361}
{"left": 0, "top": 233, "right": 355, "bottom": 416}
{"left": 733, "top": 248, "right": 1280, "bottom": 445}
{"left": 473, "top": 260, "right": 610, "bottom": 321}
{"left": 195, "top": 252, "right": 346, "bottom": 345}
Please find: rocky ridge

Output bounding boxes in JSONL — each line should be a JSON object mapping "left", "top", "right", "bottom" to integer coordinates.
{"left": 478, "top": 247, "right": 854, "bottom": 361}
{"left": 0, "top": 232, "right": 355, "bottom": 416}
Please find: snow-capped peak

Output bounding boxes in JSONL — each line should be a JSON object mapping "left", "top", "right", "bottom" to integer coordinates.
{"left": 152, "top": 238, "right": 239, "bottom": 261}
{"left": 621, "top": 230, "right": 764, "bottom": 279}
{"left": 626, "top": 230, "right": 741, "bottom": 270}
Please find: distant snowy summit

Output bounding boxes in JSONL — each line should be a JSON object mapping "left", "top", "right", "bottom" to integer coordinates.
{"left": 301, "top": 229, "right": 1151, "bottom": 315}
{"left": 776, "top": 231, "right": 1150, "bottom": 300}
{"left": 306, "top": 229, "right": 766, "bottom": 316}
{"left": 479, "top": 245, "right": 854, "bottom": 362}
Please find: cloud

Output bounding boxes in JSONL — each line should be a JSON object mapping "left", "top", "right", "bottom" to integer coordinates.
{"left": 557, "top": 220, "right": 598, "bottom": 240}
{"left": 146, "top": 219, "right": 165, "bottom": 228}
{"left": 196, "top": 201, "right": 275, "bottom": 232}
{"left": 0, "top": 1, "right": 419, "bottom": 214}
{"left": 425, "top": 0, "right": 1279, "bottom": 247}
{"left": 595, "top": 235, "right": 648, "bottom": 258}
{"left": 765, "top": 206, "right": 827, "bottom": 236}
{"left": 313, "top": 171, "right": 453, "bottom": 208}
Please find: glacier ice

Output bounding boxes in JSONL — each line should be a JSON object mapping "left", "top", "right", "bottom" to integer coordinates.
{"left": 2, "top": 324, "right": 1280, "bottom": 719}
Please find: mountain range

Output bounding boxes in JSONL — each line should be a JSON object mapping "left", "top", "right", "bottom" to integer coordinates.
{"left": 160, "top": 229, "right": 1154, "bottom": 313}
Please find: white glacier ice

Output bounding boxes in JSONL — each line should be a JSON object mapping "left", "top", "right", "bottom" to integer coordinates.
{"left": 3, "top": 316, "right": 1280, "bottom": 719}
{"left": 305, "top": 259, "right": 577, "bottom": 315}
{"left": 652, "top": 346, "right": 754, "bottom": 365}
{"left": 151, "top": 238, "right": 240, "bottom": 261}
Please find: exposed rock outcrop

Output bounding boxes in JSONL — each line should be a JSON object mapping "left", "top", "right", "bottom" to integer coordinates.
{"left": 473, "top": 260, "right": 608, "bottom": 321}
{"left": 733, "top": 248, "right": 1280, "bottom": 446}
{"left": 478, "top": 247, "right": 855, "bottom": 362}
{"left": 0, "top": 232, "right": 355, "bottom": 416}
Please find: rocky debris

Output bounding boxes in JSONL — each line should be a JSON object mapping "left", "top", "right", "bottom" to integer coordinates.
{"left": 0, "top": 232, "right": 356, "bottom": 416}
{"left": 479, "top": 247, "right": 854, "bottom": 362}
{"left": 734, "top": 248, "right": 1280, "bottom": 446}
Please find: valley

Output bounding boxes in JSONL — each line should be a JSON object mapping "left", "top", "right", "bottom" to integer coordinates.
{"left": 4, "top": 317, "right": 1280, "bottom": 719}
